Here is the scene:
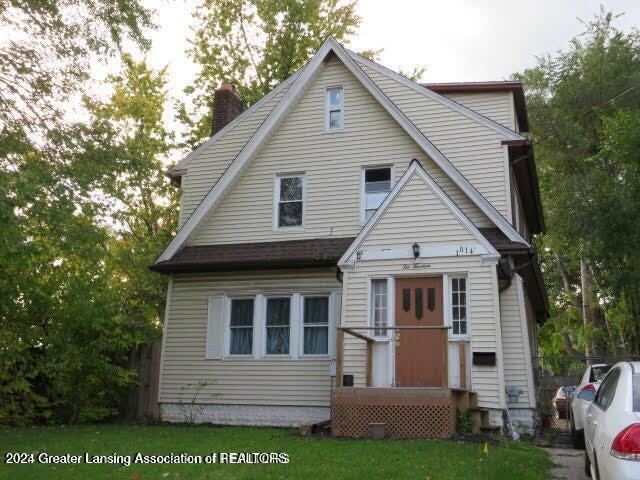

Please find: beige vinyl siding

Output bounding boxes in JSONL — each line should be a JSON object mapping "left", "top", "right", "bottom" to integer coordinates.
{"left": 358, "top": 62, "right": 509, "bottom": 219}
{"left": 342, "top": 257, "right": 504, "bottom": 409}
{"left": 499, "top": 278, "right": 535, "bottom": 408}
{"left": 190, "top": 58, "right": 491, "bottom": 246}
{"left": 340, "top": 172, "right": 504, "bottom": 408}
{"left": 443, "top": 91, "right": 516, "bottom": 131}
{"left": 179, "top": 85, "right": 291, "bottom": 227}
{"left": 360, "top": 173, "right": 477, "bottom": 250}
{"left": 159, "top": 269, "right": 340, "bottom": 406}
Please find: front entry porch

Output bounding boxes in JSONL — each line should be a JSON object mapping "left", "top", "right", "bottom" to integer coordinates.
{"left": 332, "top": 275, "right": 482, "bottom": 438}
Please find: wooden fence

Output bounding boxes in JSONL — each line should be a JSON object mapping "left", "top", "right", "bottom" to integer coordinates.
{"left": 120, "top": 342, "right": 162, "bottom": 421}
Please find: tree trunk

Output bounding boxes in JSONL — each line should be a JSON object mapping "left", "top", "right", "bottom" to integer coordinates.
{"left": 581, "top": 253, "right": 596, "bottom": 362}
{"left": 554, "top": 252, "right": 583, "bottom": 355}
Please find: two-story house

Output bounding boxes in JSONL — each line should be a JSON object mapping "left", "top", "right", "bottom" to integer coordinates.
{"left": 151, "top": 37, "right": 547, "bottom": 437}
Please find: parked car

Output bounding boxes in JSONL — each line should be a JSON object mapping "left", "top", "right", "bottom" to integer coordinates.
{"left": 584, "top": 361, "right": 640, "bottom": 480}
{"left": 569, "top": 363, "right": 612, "bottom": 448}
{"left": 553, "top": 386, "right": 570, "bottom": 419}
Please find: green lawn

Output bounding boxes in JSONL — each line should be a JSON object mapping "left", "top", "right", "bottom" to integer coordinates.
{"left": 0, "top": 424, "right": 552, "bottom": 479}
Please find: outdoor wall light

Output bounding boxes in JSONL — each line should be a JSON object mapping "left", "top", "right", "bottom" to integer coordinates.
{"left": 412, "top": 243, "right": 420, "bottom": 259}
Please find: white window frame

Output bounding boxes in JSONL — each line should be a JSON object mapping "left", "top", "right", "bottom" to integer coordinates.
{"left": 324, "top": 86, "right": 344, "bottom": 132}
{"left": 224, "top": 296, "right": 257, "bottom": 358}
{"left": 263, "top": 295, "right": 294, "bottom": 357}
{"left": 445, "top": 274, "right": 470, "bottom": 340}
{"left": 299, "top": 294, "right": 331, "bottom": 358}
{"left": 368, "top": 276, "right": 394, "bottom": 339}
{"left": 273, "top": 173, "right": 306, "bottom": 231}
{"left": 360, "top": 165, "right": 395, "bottom": 225}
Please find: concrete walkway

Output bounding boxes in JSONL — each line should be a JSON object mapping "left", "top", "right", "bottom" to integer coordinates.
{"left": 543, "top": 448, "right": 590, "bottom": 480}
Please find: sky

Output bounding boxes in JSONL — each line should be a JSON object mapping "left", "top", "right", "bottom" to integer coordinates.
{"left": 92, "top": 0, "right": 640, "bottom": 140}
{"left": 137, "top": 0, "right": 640, "bottom": 89}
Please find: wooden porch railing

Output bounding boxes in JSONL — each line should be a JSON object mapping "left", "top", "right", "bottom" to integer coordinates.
{"left": 336, "top": 326, "right": 454, "bottom": 388}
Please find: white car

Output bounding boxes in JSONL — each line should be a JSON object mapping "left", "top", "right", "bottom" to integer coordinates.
{"left": 584, "top": 361, "right": 640, "bottom": 480}
{"left": 570, "top": 364, "right": 612, "bottom": 448}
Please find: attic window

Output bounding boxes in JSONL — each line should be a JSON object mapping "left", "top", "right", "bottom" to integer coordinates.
{"left": 325, "top": 87, "right": 343, "bottom": 131}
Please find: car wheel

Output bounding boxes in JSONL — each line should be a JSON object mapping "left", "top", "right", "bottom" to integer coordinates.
{"left": 584, "top": 452, "right": 591, "bottom": 478}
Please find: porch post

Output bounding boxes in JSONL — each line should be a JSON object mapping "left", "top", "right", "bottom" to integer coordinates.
{"left": 366, "top": 340, "right": 373, "bottom": 387}
{"left": 442, "top": 329, "right": 449, "bottom": 388}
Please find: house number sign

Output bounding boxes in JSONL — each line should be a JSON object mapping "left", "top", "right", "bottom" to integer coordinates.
{"left": 456, "top": 246, "right": 474, "bottom": 256}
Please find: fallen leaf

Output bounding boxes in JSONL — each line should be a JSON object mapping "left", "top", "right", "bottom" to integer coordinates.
{"left": 162, "top": 473, "right": 169, "bottom": 478}
{"left": 131, "top": 472, "right": 140, "bottom": 480}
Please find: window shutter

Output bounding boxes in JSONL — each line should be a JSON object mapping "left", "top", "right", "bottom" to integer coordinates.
{"left": 206, "top": 296, "right": 224, "bottom": 359}
{"left": 329, "top": 292, "right": 342, "bottom": 359}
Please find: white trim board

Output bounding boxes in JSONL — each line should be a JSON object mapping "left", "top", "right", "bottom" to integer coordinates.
{"left": 156, "top": 37, "right": 526, "bottom": 263}
{"left": 346, "top": 50, "right": 525, "bottom": 142}
{"left": 338, "top": 160, "right": 501, "bottom": 266}
{"left": 356, "top": 244, "right": 489, "bottom": 261}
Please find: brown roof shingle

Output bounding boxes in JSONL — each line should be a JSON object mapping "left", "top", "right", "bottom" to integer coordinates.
{"left": 150, "top": 237, "right": 356, "bottom": 273}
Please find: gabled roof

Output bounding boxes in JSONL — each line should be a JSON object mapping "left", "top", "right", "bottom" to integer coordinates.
{"left": 347, "top": 51, "right": 526, "bottom": 141}
{"left": 422, "top": 81, "right": 529, "bottom": 132}
{"left": 156, "top": 37, "right": 527, "bottom": 264}
{"left": 339, "top": 160, "right": 501, "bottom": 265}
{"left": 167, "top": 70, "right": 301, "bottom": 180}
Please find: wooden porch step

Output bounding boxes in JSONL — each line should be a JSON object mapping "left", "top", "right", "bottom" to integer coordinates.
{"left": 451, "top": 390, "right": 479, "bottom": 414}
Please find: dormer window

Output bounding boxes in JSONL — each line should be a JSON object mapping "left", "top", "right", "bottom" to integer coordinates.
{"left": 325, "top": 87, "right": 343, "bottom": 131}
{"left": 275, "top": 174, "right": 305, "bottom": 229}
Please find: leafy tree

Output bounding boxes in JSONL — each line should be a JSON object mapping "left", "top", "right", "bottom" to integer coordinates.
{"left": 0, "top": 0, "right": 158, "bottom": 424}
{"left": 516, "top": 10, "right": 640, "bottom": 357}
{"left": 0, "top": 0, "right": 153, "bottom": 135}
{"left": 180, "top": 0, "right": 361, "bottom": 146}
{"left": 75, "top": 55, "right": 178, "bottom": 335}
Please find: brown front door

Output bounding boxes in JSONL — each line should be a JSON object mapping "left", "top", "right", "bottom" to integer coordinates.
{"left": 394, "top": 276, "right": 445, "bottom": 387}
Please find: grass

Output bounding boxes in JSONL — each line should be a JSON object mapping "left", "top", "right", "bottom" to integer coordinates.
{"left": 0, "top": 424, "right": 552, "bottom": 479}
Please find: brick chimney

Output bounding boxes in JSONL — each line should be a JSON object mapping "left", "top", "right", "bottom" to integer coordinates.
{"left": 211, "top": 83, "right": 244, "bottom": 136}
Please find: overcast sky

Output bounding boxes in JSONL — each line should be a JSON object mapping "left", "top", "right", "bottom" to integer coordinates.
{"left": 92, "top": 0, "right": 639, "bottom": 139}
{"left": 138, "top": 0, "right": 640, "bottom": 92}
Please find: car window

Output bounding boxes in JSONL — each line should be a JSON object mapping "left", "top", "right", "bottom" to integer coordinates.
{"left": 577, "top": 390, "right": 595, "bottom": 401}
{"left": 590, "top": 365, "right": 612, "bottom": 383}
{"left": 594, "top": 368, "right": 620, "bottom": 410}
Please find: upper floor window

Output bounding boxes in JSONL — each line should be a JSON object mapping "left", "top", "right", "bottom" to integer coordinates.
{"left": 450, "top": 277, "right": 467, "bottom": 336}
{"left": 362, "top": 167, "right": 393, "bottom": 223}
{"left": 325, "top": 87, "right": 343, "bottom": 131}
{"left": 275, "top": 174, "right": 304, "bottom": 228}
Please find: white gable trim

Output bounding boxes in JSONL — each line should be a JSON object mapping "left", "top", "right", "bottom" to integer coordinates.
{"left": 338, "top": 160, "right": 501, "bottom": 266}
{"left": 157, "top": 40, "right": 336, "bottom": 262}
{"left": 331, "top": 41, "right": 526, "bottom": 244}
{"left": 169, "top": 71, "right": 300, "bottom": 176}
{"left": 157, "top": 37, "right": 526, "bottom": 263}
{"left": 347, "top": 50, "right": 525, "bottom": 142}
